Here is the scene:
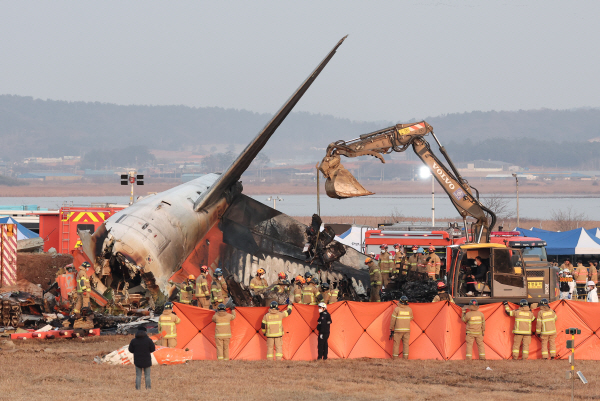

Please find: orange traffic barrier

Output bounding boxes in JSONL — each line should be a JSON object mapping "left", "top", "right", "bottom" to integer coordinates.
{"left": 173, "top": 300, "right": 600, "bottom": 360}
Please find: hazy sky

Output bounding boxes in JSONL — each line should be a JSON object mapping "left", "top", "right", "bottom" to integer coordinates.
{"left": 1, "top": 1, "right": 599, "bottom": 122}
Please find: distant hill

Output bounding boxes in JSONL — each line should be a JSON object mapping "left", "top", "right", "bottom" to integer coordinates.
{"left": 1, "top": 95, "right": 600, "bottom": 167}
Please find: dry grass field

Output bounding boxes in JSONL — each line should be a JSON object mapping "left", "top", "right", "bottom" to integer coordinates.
{"left": 1, "top": 335, "right": 598, "bottom": 401}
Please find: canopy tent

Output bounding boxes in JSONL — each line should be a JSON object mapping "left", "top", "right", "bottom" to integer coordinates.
{"left": 0, "top": 217, "right": 39, "bottom": 240}
{"left": 587, "top": 228, "right": 600, "bottom": 241}
{"left": 517, "top": 227, "right": 600, "bottom": 255}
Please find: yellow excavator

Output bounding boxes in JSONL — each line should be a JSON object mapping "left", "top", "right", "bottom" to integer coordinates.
{"left": 319, "top": 122, "right": 558, "bottom": 304}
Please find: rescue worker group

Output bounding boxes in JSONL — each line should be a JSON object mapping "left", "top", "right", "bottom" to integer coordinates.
{"left": 87, "top": 242, "right": 558, "bottom": 362}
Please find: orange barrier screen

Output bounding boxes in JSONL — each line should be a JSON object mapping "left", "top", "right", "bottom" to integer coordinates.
{"left": 173, "top": 300, "right": 600, "bottom": 360}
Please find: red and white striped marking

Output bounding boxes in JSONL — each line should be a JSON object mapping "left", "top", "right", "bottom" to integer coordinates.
{"left": 1, "top": 224, "right": 17, "bottom": 287}
{"left": 408, "top": 123, "right": 425, "bottom": 131}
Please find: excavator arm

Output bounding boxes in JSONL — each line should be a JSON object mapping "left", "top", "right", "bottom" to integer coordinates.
{"left": 318, "top": 121, "right": 496, "bottom": 243}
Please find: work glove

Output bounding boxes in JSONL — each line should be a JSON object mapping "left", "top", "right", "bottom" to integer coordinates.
{"left": 230, "top": 304, "right": 236, "bottom": 311}
{"left": 389, "top": 330, "right": 394, "bottom": 340}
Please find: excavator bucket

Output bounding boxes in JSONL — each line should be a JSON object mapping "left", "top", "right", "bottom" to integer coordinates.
{"left": 320, "top": 156, "right": 374, "bottom": 199}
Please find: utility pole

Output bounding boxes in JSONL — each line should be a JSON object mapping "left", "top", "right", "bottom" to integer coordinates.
{"left": 512, "top": 173, "right": 519, "bottom": 227}
{"left": 266, "top": 196, "right": 283, "bottom": 210}
{"left": 431, "top": 174, "right": 435, "bottom": 227}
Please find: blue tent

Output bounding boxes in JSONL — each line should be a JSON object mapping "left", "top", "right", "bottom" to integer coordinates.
{"left": 516, "top": 227, "right": 600, "bottom": 255}
{"left": 0, "top": 217, "right": 39, "bottom": 240}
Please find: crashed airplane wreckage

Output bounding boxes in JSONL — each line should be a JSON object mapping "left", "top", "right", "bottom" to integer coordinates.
{"left": 78, "top": 36, "right": 369, "bottom": 310}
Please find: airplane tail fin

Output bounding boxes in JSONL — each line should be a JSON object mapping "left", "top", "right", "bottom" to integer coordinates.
{"left": 194, "top": 35, "right": 347, "bottom": 212}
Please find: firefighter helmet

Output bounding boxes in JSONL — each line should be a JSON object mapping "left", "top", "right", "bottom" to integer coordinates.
{"left": 80, "top": 261, "right": 91, "bottom": 269}
{"left": 199, "top": 265, "right": 208, "bottom": 273}
{"left": 278, "top": 272, "right": 287, "bottom": 280}
{"left": 312, "top": 278, "right": 319, "bottom": 285}
{"left": 394, "top": 243, "right": 400, "bottom": 248}
{"left": 519, "top": 299, "right": 528, "bottom": 306}
{"left": 257, "top": 268, "right": 266, "bottom": 275}
{"left": 214, "top": 268, "right": 223, "bottom": 276}
{"left": 281, "top": 279, "right": 290, "bottom": 286}
{"left": 469, "top": 299, "right": 478, "bottom": 307}
{"left": 188, "top": 274, "right": 196, "bottom": 280}
{"left": 400, "top": 296, "right": 409, "bottom": 305}
{"left": 365, "top": 257, "right": 372, "bottom": 264}
{"left": 164, "top": 302, "right": 173, "bottom": 310}
{"left": 305, "top": 272, "right": 312, "bottom": 279}
{"left": 295, "top": 275, "right": 304, "bottom": 282}
{"left": 429, "top": 245, "right": 436, "bottom": 252}
{"left": 539, "top": 298, "right": 549, "bottom": 307}
{"left": 417, "top": 247, "right": 424, "bottom": 253}
{"left": 436, "top": 281, "right": 447, "bottom": 290}
{"left": 269, "top": 301, "right": 278, "bottom": 309}
{"left": 321, "top": 282, "right": 330, "bottom": 290}
{"left": 217, "top": 303, "right": 226, "bottom": 311}
{"left": 380, "top": 244, "right": 388, "bottom": 250}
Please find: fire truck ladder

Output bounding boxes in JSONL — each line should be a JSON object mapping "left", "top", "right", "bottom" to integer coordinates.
{"left": 61, "top": 206, "right": 71, "bottom": 254}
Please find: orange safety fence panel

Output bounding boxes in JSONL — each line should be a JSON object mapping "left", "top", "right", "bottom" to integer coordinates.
{"left": 172, "top": 300, "right": 600, "bottom": 361}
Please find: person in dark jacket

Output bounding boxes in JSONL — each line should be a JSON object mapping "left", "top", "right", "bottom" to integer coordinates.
{"left": 128, "top": 326, "right": 156, "bottom": 390}
{"left": 316, "top": 302, "right": 332, "bottom": 360}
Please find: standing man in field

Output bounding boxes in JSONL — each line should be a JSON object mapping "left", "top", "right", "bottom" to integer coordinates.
{"left": 316, "top": 302, "right": 332, "bottom": 360}
{"left": 367, "top": 257, "right": 382, "bottom": 302}
{"left": 262, "top": 301, "right": 293, "bottom": 361}
{"left": 504, "top": 299, "right": 536, "bottom": 360}
{"left": 379, "top": 244, "right": 393, "bottom": 288}
{"left": 389, "top": 296, "right": 413, "bottom": 359}
{"left": 195, "top": 266, "right": 211, "bottom": 309}
{"left": 73, "top": 261, "right": 91, "bottom": 315}
{"left": 128, "top": 326, "right": 155, "bottom": 390}
{"left": 212, "top": 303, "right": 236, "bottom": 361}
{"left": 158, "top": 302, "right": 180, "bottom": 347}
{"left": 535, "top": 298, "right": 557, "bottom": 360}
{"left": 462, "top": 299, "right": 485, "bottom": 360}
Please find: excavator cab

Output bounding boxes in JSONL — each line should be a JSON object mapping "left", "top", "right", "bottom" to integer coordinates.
{"left": 449, "top": 243, "right": 527, "bottom": 304}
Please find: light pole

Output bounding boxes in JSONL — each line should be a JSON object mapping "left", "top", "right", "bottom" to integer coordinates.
{"left": 420, "top": 166, "right": 434, "bottom": 226}
{"left": 267, "top": 196, "right": 283, "bottom": 210}
{"left": 512, "top": 173, "right": 519, "bottom": 227}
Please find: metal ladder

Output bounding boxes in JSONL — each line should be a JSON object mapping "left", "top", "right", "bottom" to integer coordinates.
{"left": 61, "top": 206, "right": 71, "bottom": 254}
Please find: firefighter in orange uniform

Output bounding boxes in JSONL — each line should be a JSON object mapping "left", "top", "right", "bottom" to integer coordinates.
{"left": 179, "top": 275, "right": 195, "bottom": 304}
{"left": 393, "top": 244, "right": 406, "bottom": 276}
{"left": 212, "top": 303, "right": 236, "bottom": 360}
{"left": 293, "top": 275, "right": 305, "bottom": 304}
{"left": 211, "top": 268, "right": 229, "bottom": 309}
{"left": 367, "top": 257, "right": 382, "bottom": 302}
{"left": 195, "top": 266, "right": 211, "bottom": 309}
{"left": 504, "top": 299, "right": 536, "bottom": 359}
{"left": 535, "top": 298, "right": 557, "bottom": 360}
{"left": 427, "top": 245, "right": 441, "bottom": 279}
{"left": 262, "top": 301, "right": 293, "bottom": 360}
{"left": 389, "top": 296, "right": 413, "bottom": 359}
{"left": 379, "top": 244, "right": 393, "bottom": 288}
{"left": 250, "top": 268, "right": 268, "bottom": 295}
{"left": 302, "top": 273, "right": 320, "bottom": 305}
{"left": 462, "top": 299, "right": 486, "bottom": 360}
{"left": 158, "top": 302, "right": 181, "bottom": 347}
{"left": 328, "top": 282, "right": 340, "bottom": 304}
{"left": 73, "top": 262, "right": 92, "bottom": 315}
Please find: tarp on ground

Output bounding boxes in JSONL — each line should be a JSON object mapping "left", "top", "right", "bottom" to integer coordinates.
{"left": 0, "top": 217, "right": 38, "bottom": 240}
{"left": 516, "top": 227, "right": 600, "bottom": 255}
{"left": 173, "top": 300, "right": 600, "bottom": 361}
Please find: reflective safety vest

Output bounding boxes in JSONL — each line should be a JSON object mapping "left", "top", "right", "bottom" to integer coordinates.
{"left": 76, "top": 270, "right": 91, "bottom": 293}
{"left": 407, "top": 255, "right": 418, "bottom": 272}
{"left": 368, "top": 262, "right": 382, "bottom": 286}
{"left": 211, "top": 280, "right": 227, "bottom": 303}
{"left": 506, "top": 306, "right": 535, "bottom": 335}
{"left": 390, "top": 305, "right": 413, "bottom": 332}
{"left": 158, "top": 312, "right": 181, "bottom": 339}
{"left": 329, "top": 289, "right": 339, "bottom": 304}
{"left": 379, "top": 252, "right": 393, "bottom": 274}
{"left": 536, "top": 307, "right": 557, "bottom": 335}
{"left": 293, "top": 285, "right": 303, "bottom": 304}
{"left": 212, "top": 310, "right": 236, "bottom": 338}
{"left": 195, "top": 275, "right": 210, "bottom": 298}
{"left": 574, "top": 265, "right": 589, "bottom": 284}
{"left": 462, "top": 309, "right": 485, "bottom": 335}
{"left": 179, "top": 283, "right": 194, "bottom": 304}
{"left": 250, "top": 276, "right": 268, "bottom": 293}
{"left": 321, "top": 290, "right": 331, "bottom": 304}
{"left": 302, "top": 284, "right": 319, "bottom": 305}
{"left": 261, "top": 306, "right": 292, "bottom": 338}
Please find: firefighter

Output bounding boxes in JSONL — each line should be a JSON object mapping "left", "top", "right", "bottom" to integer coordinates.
{"left": 293, "top": 275, "right": 305, "bottom": 304}
{"left": 462, "top": 299, "right": 486, "bottom": 360}
{"left": 328, "top": 281, "right": 340, "bottom": 304}
{"left": 261, "top": 301, "right": 293, "bottom": 360}
{"left": 589, "top": 261, "right": 598, "bottom": 284}
{"left": 393, "top": 244, "right": 406, "bottom": 276}
{"left": 179, "top": 275, "right": 195, "bottom": 305}
{"left": 504, "top": 299, "right": 536, "bottom": 359}
{"left": 407, "top": 245, "right": 419, "bottom": 276}
{"left": 158, "top": 302, "right": 180, "bottom": 347}
{"left": 379, "top": 244, "right": 393, "bottom": 288}
{"left": 273, "top": 272, "right": 288, "bottom": 292}
{"left": 535, "top": 298, "right": 557, "bottom": 359}
{"left": 250, "top": 268, "right": 268, "bottom": 295}
{"left": 367, "top": 257, "right": 382, "bottom": 302}
{"left": 212, "top": 303, "right": 236, "bottom": 360}
{"left": 302, "top": 275, "right": 320, "bottom": 305}
{"left": 73, "top": 262, "right": 92, "bottom": 315}
{"left": 195, "top": 266, "right": 211, "bottom": 309}
{"left": 416, "top": 247, "right": 427, "bottom": 278}
{"left": 319, "top": 282, "right": 331, "bottom": 303}
{"left": 432, "top": 281, "right": 454, "bottom": 303}
{"left": 427, "top": 245, "right": 441, "bottom": 279}
{"left": 389, "top": 296, "right": 412, "bottom": 359}
{"left": 211, "top": 268, "right": 229, "bottom": 309}
{"left": 574, "top": 261, "right": 588, "bottom": 299}
{"left": 560, "top": 259, "right": 573, "bottom": 273}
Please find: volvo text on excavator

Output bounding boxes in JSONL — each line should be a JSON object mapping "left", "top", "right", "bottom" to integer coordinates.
{"left": 318, "top": 122, "right": 558, "bottom": 304}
